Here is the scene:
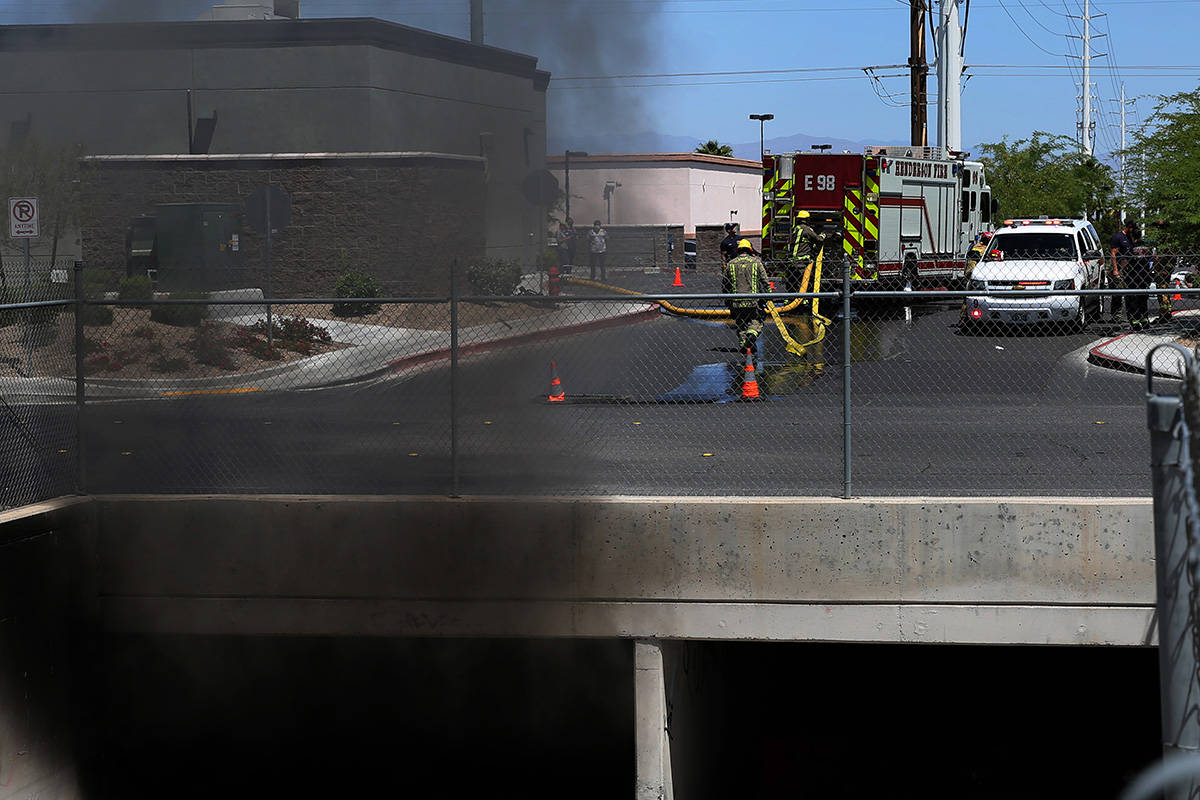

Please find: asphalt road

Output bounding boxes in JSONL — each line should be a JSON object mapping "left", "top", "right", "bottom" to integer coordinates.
{"left": 39, "top": 292, "right": 1160, "bottom": 498}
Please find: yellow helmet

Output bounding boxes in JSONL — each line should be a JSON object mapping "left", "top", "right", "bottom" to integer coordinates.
{"left": 737, "top": 238, "right": 754, "bottom": 251}
{"left": 796, "top": 209, "right": 811, "bottom": 219}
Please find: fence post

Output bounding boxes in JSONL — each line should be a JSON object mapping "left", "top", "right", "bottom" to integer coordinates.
{"left": 73, "top": 260, "right": 86, "bottom": 494}
{"left": 841, "top": 256, "right": 852, "bottom": 500}
{"left": 1147, "top": 343, "right": 1200, "bottom": 799}
{"left": 450, "top": 259, "right": 460, "bottom": 497}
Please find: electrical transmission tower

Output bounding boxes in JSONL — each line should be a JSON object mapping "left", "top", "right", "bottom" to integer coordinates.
{"left": 1066, "top": 0, "right": 1106, "bottom": 155}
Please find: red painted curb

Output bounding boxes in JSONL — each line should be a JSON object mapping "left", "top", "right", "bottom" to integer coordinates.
{"left": 1087, "top": 331, "right": 1132, "bottom": 363}
{"left": 386, "top": 306, "right": 660, "bottom": 373}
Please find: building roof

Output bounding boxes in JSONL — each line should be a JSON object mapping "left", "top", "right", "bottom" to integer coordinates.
{"left": 0, "top": 17, "right": 551, "bottom": 87}
{"left": 546, "top": 153, "right": 761, "bottom": 170}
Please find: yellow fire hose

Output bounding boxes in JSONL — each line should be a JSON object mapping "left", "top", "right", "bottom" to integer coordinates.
{"left": 561, "top": 248, "right": 829, "bottom": 354}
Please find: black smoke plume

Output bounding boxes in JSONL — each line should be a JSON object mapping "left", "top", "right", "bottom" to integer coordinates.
{"left": 483, "top": 0, "right": 665, "bottom": 152}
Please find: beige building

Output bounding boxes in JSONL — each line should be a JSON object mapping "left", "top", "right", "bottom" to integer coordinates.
{"left": 546, "top": 153, "right": 762, "bottom": 240}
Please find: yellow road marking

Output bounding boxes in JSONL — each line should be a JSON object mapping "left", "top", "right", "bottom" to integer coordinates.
{"left": 408, "top": 452, "right": 419, "bottom": 457}
{"left": 701, "top": 453, "right": 713, "bottom": 457}
{"left": 161, "top": 387, "right": 264, "bottom": 397}
{"left": 121, "top": 451, "right": 132, "bottom": 456}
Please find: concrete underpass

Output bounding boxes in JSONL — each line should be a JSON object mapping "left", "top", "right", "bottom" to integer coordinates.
{"left": 0, "top": 495, "right": 1161, "bottom": 798}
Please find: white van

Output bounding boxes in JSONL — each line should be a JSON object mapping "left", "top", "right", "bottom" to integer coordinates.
{"left": 962, "top": 217, "right": 1104, "bottom": 329}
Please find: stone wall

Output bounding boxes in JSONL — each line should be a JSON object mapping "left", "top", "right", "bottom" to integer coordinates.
{"left": 79, "top": 154, "right": 487, "bottom": 297}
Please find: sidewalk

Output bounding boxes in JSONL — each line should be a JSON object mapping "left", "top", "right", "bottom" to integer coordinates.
{"left": 1087, "top": 310, "right": 1200, "bottom": 379}
{"left": 0, "top": 296, "right": 658, "bottom": 401}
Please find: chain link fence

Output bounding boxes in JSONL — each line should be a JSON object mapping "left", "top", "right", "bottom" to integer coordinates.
{"left": 1, "top": 254, "right": 1195, "bottom": 507}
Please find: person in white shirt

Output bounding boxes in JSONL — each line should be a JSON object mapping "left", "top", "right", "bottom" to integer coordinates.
{"left": 587, "top": 220, "right": 608, "bottom": 280}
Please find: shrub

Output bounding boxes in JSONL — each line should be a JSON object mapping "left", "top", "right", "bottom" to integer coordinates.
{"left": 118, "top": 275, "right": 154, "bottom": 305}
{"left": 466, "top": 258, "right": 523, "bottom": 296}
{"left": 86, "top": 353, "right": 122, "bottom": 373}
{"left": 150, "top": 291, "right": 209, "bottom": 327}
{"left": 132, "top": 324, "right": 156, "bottom": 339}
{"left": 80, "top": 268, "right": 119, "bottom": 295}
{"left": 77, "top": 269, "right": 118, "bottom": 327}
{"left": 80, "top": 336, "right": 106, "bottom": 356}
{"left": 80, "top": 303, "right": 114, "bottom": 327}
{"left": 247, "top": 315, "right": 331, "bottom": 344}
{"left": 331, "top": 269, "right": 382, "bottom": 317}
{"left": 185, "top": 322, "right": 235, "bottom": 369}
{"left": 230, "top": 327, "right": 283, "bottom": 361}
{"left": 150, "top": 354, "right": 189, "bottom": 373}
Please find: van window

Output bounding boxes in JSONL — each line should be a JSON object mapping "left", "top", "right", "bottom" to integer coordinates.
{"left": 961, "top": 191, "right": 969, "bottom": 222}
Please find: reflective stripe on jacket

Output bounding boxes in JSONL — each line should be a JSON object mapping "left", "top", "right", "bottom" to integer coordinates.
{"left": 726, "top": 254, "right": 767, "bottom": 308}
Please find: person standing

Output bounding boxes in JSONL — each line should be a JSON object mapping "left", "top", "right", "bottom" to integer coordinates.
{"left": 1125, "top": 226, "right": 1152, "bottom": 329}
{"left": 555, "top": 221, "right": 574, "bottom": 275}
{"left": 787, "top": 210, "right": 826, "bottom": 294}
{"left": 719, "top": 222, "right": 740, "bottom": 265}
{"left": 722, "top": 238, "right": 771, "bottom": 353}
{"left": 1108, "top": 220, "right": 1135, "bottom": 323}
{"left": 587, "top": 219, "right": 608, "bottom": 280}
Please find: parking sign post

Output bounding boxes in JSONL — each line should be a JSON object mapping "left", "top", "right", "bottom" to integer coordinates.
{"left": 9, "top": 198, "right": 39, "bottom": 377}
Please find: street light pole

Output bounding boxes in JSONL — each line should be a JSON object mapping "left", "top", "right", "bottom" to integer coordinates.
{"left": 749, "top": 113, "right": 774, "bottom": 162}
{"left": 564, "top": 149, "right": 588, "bottom": 224}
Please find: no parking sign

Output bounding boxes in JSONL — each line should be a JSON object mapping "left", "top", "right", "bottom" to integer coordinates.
{"left": 9, "top": 197, "right": 38, "bottom": 238}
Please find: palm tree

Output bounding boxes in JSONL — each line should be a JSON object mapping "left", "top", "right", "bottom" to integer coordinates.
{"left": 695, "top": 140, "right": 734, "bottom": 157}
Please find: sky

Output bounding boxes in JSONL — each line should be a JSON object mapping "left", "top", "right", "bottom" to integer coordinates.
{"left": 0, "top": 0, "right": 1196, "bottom": 162}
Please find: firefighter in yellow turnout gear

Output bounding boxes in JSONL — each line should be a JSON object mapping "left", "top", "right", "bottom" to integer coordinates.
{"left": 723, "top": 239, "right": 771, "bottom": 353}
{"left": 786, "top": 209, "right": 826, "bottom": 295}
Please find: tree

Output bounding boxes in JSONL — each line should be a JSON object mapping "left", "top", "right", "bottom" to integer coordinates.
{"left": 695, "top": 140, "right": 734, "bottom": 157}
{"left": 1122, "top": 86, "right": 1200, "bottom": 251}
{"left": 976, "top": 132, "right": 1114, "bottom": 228}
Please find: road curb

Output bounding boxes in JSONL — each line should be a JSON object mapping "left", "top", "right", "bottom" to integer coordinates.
{"left": 1087, "top": 330, "right": 1187, "bottom": 378}
{"left": 1086, "top": 332, "right": 1136, "bottom": 373}
{"left": 386, "top": 305, "right": 660, "bottom": 373}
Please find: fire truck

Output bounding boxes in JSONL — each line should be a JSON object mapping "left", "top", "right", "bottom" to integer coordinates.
{"left": 761, "top": 146, "right": 995, "bottom": 287}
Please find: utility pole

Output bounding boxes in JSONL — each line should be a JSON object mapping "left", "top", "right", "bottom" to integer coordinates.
{"left": 1110, "top": 83, "right": 1132, "bottom": 221}
{"left": 1067, "top": 0, "right": 1106, "bottom": 155}
{"left": 470, "top": 0, "right": 483, "bottom": 44}
{"left": 909, "top": 0, "right": 928, "bottom": 147}
{"left": 935, "top": 0, "right": 963, "bottom": 153}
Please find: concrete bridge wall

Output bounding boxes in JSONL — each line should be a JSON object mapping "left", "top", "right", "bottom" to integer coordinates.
{"left": 0, "top": 494, "right": 1159, "bottom": 799}
{"left": 94, "top": 494, "right": 1156, "bottom": 646}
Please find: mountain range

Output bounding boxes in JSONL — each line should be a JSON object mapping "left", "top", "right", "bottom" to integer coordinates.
{"left": 547, "top": 131, "right": 907, "bottom": 160}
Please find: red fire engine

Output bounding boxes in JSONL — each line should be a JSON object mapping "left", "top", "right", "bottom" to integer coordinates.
{"left": 762, "top": 146, "right": 995, "bottom": 287}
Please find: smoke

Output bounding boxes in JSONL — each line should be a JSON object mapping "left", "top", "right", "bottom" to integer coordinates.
{"left": 482, "top": 0, "right": 665, "bottom": 151}
{"left": 27, "top": 0, "right": 217, "bottom": 23}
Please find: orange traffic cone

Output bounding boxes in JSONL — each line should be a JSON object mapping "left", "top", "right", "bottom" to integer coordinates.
{"left": 547, "top": 361, "right": 565, "bottom": 403}
{"left": 740, "top": 349, "right": 762, "bottom": 401}
{"left": 672, "top": 266, "right": 684, "bottom": 287}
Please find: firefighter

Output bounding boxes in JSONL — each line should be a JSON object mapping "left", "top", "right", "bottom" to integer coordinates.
{"left": 719, "top": 222, "right": 740, "bottom": 264}
{"left": 1152, "top": 242, "right": 1173, "bottom": 325}
{"left": 723, "top": 238, "right": 770, "bottom": 353}
{"left": 966, "top": 230, "right": 993, "bottom": 279}
{"left": 786, "top": 210, "right": 826, "bottom": 294}
{"left": 1107, "top": 220, "right": 1136, "bottom": 323}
